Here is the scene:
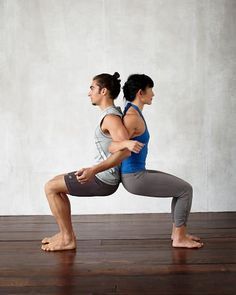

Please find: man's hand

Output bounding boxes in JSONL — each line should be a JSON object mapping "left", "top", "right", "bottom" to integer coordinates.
{"left": 75, "top": 167, "right": 96, "bottom": 184}
{"left": 125, "top": 140, "right": 144, "bottom": 153}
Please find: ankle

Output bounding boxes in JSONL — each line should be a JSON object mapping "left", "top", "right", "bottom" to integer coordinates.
{"left": 61, "top": 232, "right": 75, "bottom": 242}
{"left": 174, "top": 225, "right": 186, "bottom": 240}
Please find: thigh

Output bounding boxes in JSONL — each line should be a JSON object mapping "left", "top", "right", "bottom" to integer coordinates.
{"left": 122, "top": 170, "right": 191, "bottom": 198}
{"left": 64, "top": 171, "right": 119, "bottom": 197}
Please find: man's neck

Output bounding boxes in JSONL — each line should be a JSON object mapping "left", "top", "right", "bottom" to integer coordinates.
{"left": 99, "top": 100, "right": 115, "bottom": 111}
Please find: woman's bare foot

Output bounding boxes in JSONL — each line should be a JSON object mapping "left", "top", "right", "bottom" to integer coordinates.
{"left": 41, "top": 236, "right": 76, "bottom": 252}
{"left": 171, "top": 233, "right": 201, "bottom": 242}
{"left": 171, "top": 224, "right": 201, "bottom": 242}
{"left": 42, "top": 232, "right": 62, "bottom": 244}
{"left": 172, "top": 236, "right": 203, "bottom": 249}
{"left": 186, "top": 233, "right": 200, "bottom": 241}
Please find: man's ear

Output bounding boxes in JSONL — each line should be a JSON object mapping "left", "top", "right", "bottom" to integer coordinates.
{"left": 101, "top": 88, "right": 108, "bottom": 96}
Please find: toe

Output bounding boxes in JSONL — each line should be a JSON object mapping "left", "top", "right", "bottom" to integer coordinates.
{"left": 191, "top": 235, "right": 201, "bottom": 242}
{"left": 192, "top": 241, "right": 203, "bottom": 248}
{"left": 42, "top": 238, "right": 49, "bottom": 244}
{"left": 41, "top": 245, "right": 46, "bottom": 251}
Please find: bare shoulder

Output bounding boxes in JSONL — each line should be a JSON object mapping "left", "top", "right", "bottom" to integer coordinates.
{"left": 102, "top": 113, "right": 129, "bottom": 140}
{"left": 103, "top": 114, "right": 123, "bottom": 127}
{"left": 123, "top": 113, "right": 139, "bottom": 128}
{"left": 121, "top": 113, "right": 138, "bottom": 138}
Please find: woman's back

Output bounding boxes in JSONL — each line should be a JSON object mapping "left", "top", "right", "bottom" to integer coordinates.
{"left": 121, "top": 103, "right": 150, "bottom": 174}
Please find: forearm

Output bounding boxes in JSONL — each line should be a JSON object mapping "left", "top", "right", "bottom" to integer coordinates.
{"left": 108, "top": 140, "right": 129, "bottom": 153}
{"left": 92, "top": 149, "right": 131, "bottom": 174}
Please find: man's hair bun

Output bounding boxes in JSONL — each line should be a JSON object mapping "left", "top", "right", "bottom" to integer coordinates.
{"left": 113, "top": 72, "right": 120, "bottom": 79}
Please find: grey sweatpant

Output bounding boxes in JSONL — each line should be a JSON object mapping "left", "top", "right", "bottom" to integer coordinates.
{"left": 122, "top": 170, "right": 193, "bottom": 227}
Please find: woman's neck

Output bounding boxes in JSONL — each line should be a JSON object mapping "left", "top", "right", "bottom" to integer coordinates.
{"left": 130, "top": 99, "right": 144, "bottom": 111}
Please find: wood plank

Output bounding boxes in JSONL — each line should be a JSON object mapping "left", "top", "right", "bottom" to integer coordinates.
{"left": 0, "top": 213, "right": 235, "bottom": 295}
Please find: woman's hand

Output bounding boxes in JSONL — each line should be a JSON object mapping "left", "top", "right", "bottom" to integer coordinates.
{"left": 75, "top": 167, "right": 96, "bottom": 184}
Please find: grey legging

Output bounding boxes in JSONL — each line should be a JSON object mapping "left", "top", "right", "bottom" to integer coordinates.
{"left": 121, "top": 170, "right": 193, "bottom": 227}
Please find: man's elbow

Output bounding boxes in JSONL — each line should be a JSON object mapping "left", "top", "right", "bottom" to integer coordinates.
{"left": 108, "top": 146, "right": 113, "bottom": 153}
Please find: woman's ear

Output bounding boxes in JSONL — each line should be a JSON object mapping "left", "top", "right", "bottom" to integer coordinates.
{"left": 137, "top": 89, "right": 143, "bottom": 97}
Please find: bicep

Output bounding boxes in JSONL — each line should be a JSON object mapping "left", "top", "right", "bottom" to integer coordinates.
{"left": 103, "top": 115, "right": 129, "bottom": 141}
{"left": 123, "top": 116, "right": 136, "bottom": 139}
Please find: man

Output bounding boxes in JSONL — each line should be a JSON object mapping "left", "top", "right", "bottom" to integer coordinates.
{"left": 41, "top": 72, "right": 143, "bottom": 251}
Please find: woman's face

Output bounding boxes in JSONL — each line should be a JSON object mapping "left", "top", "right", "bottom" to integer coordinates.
{"left": 140, "top": 87, "right": 155, "bottom": 105}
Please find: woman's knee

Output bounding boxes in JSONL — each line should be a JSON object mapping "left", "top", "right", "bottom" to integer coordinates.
{"left": 182, "top": 182, "right": 193, "bottom": 201}
{"left": 176, "top": 180, "right": 193, "bottom": 200}
{"left": 185, "top": 182, "right": 193, "bottom": 195}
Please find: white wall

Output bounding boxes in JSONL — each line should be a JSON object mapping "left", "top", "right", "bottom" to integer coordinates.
{"left": 0, "top": 0, "right": 235, "bottom": 215}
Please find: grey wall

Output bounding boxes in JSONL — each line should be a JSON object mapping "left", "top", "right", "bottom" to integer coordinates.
{"left": 0, "top": 0, "right": 235, "bottom": 215}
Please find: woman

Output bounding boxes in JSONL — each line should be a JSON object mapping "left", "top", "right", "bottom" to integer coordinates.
{"left": 109, "top": 74, "right": 203, "bottom": 248}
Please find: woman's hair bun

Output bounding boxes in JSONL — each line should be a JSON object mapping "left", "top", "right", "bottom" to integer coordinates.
{"left": 113, "top": 72, "right": 120, "bottom": 79}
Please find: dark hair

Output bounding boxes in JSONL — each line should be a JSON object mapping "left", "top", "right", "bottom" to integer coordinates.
{"left": 123, "top": 74, "right": 154, "bottom": 102}
{"left": 93, "top": 72, "right": 121, "bottom": 100}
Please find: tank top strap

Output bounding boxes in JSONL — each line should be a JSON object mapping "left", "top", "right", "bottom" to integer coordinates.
{"left": 102, "top": 106, "right": 122, "bottom": 117}
{"left": 100, "top": 106, "right": 122, "bottom": 123}
{"left": 123, "top": 102, "right": 146, "bottom": 125}
{"left": 123, "top": 102, "right": 132, "bottom": 116}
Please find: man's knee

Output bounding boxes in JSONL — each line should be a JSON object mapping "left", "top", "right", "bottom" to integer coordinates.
{"left": 44, "top": 174, "right": 66, "bottom": 196}
{"left": 44, "top": 180, "right": 52, "bottom": 195}
{"left": 44, "top": 177, "right": 58, "bottom": 195}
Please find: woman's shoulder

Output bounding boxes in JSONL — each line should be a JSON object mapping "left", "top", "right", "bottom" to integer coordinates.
{"left": 123, "top": 111, "right": 140, "bottom": 128}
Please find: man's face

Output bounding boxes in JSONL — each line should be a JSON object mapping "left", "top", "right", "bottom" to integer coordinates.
{"left": 88, "top": 80, "right": 103, "bottom": 106}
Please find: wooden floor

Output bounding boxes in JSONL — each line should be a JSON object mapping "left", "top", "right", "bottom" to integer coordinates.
{"left": 0, "top": 212, "right": 235, "bottom": 295}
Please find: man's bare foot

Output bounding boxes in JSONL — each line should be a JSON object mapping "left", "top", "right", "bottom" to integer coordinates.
{"left": 172, "top": 236, "right": 203, "bottom": 249}
{"left": 42, "top": 232, "right": 76, "bottom": 244}
{"left": 41, "top": 236, "right": 76, "bottom": 252}
{"left": 42, "top": 232, "right": 62, "bottom": 244}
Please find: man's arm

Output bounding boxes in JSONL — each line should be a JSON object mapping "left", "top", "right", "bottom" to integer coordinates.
{"left": 108, "top": 140, "right": 144, "bottom": 154}
{"left": 75, "top": 115, "right": 132, "bottom": 184}
{"left": 108, "top": 114, "right": 144, "bottom": 154}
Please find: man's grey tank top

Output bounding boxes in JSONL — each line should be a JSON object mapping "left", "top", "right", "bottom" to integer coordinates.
{"left": 94, "top": 106, "right": 123, "bottom": 185}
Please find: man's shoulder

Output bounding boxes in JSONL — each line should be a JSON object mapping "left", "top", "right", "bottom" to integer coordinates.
{"left": 102, "top": 113, "right": 123, "bottom": 126}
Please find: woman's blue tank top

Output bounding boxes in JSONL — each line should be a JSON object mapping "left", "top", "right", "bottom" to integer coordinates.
{"left": 121, "top": 103, "right": 150, "bottom": 174}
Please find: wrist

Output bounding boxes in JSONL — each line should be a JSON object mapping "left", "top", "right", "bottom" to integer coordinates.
{"left": 92, "top": 164, "right": 101, "bottom": 174}
{"left": 124, "top": 140, "right": 129, "bottom": 149}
